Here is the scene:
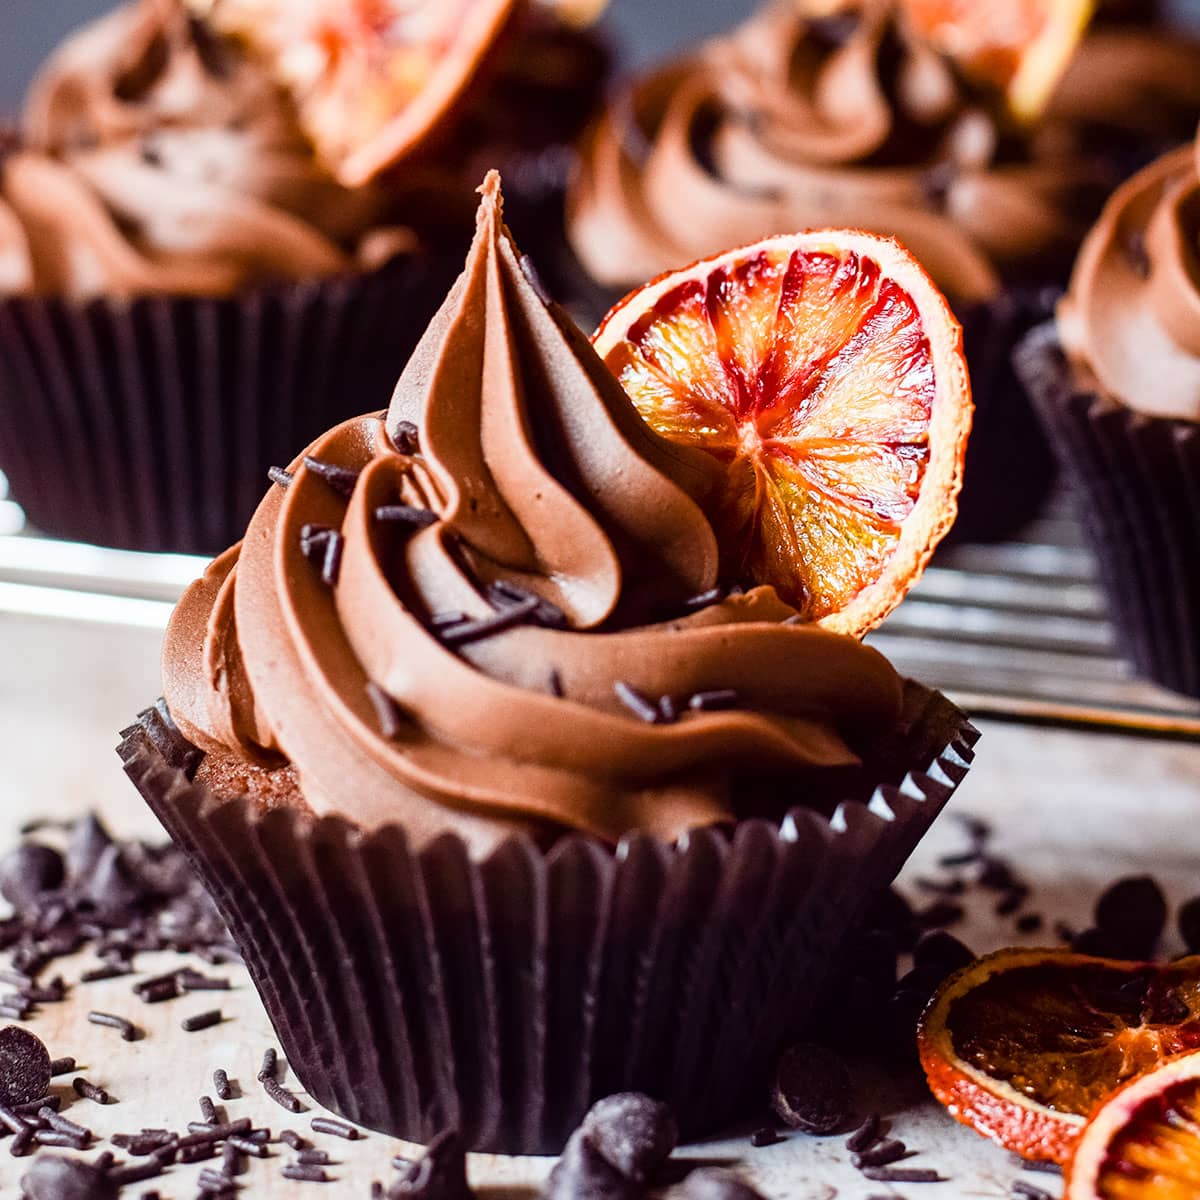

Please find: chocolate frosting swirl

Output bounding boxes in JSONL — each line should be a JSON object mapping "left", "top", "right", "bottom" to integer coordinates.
{"left": 568, "top": 1, "right": 1199, "bottom": 303}
{"left": 162, "top": 173, "right": 905, "bottom": 853}
{"left": 0, "top": 0, "right": 411, "bottom": 299}
{"left": 1058, "top": 140, "right": 1200, "bottom": 423}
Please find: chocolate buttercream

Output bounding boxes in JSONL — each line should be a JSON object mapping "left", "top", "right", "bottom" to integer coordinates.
{"left": 0, "top": 0, "right": 412, "bottom": 299}
{"left": 162, "top": 174, "right": 905, "bottom": 853}
{"left": 1058, "top": 140, "right": 1200, "bottom": 423}
{"left": 568, "top": 0, "right": 1200, "bottom": 302}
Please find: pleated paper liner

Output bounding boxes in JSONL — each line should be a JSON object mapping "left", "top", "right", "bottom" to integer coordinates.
{"left": 119, "top": 683, "right": 978, "bottom": 1154}
{"left": 0, "top": 253, "right": 456, "bottom": 554}
{"left": 1016, "top": 321, "right": 1200, "bottom": 699}
{"left": 946, "top": 286, "right": 1061, "bottom": 545}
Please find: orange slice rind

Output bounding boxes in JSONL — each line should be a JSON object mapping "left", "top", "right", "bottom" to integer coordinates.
{"left": 918, "top": 948, "right": 1200, "bottom": 1165}
{"left": 592, "top": 229, "right": 972, "bottom": 636}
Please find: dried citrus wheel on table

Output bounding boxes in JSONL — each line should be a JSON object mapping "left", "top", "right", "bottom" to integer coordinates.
{"left": 194, "top": 0, "right": 519, "bottom": 185}
{"left": 918, "top": 948, "right": 1200, "bottom": 1165}
{"left": 1066, "top": 1049, "right": 1200, "bottom": 1200}
{"left": 898, "top": 0, "right": 1095, "bottom": 122}
{"left": 591, "top": 230, "right": 972, "bottom": 636}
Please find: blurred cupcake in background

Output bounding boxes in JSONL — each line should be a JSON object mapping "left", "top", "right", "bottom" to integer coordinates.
{"left": 567, "top": 0, "right": 1200, "bottom": 542}
{"left": 0, "top": 0, "right": 608, "bottom": 554}
{"left": 1014, "top": 135, "right": 1200, "bottom": 699}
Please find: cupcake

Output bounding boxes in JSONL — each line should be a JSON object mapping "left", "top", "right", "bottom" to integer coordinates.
{"left": 0, "top": 0, "right": 607, "bottom": 554}
{"left": 1014, "top": 138, "right": 1200, "bottom": 699}
{"left": 121, "top": 174, "right": 978, "bottom": 1151}
{"left": 566, "top": 0, "right": 1200, "bottom": 541}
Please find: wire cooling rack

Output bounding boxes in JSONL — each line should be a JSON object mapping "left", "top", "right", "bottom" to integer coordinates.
{"left": 1, "top": 476, "right": 1197, "bottom": 737}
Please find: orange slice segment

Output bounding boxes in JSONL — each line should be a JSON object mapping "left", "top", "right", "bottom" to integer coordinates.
{"left": 196, "top": 0, "right": 519, "bottom": 186}
{"left": 918, "top": 949, "right": 1200, "bottom": 1165}
{"left": 899, "top": 0, "right": 1095, "bottom": 122}
{"left": 591, "top": 230, "right": 971, "bottom": 636}
{"left": 1066, "top": 1049, "right": 1200, "bottom": 1200}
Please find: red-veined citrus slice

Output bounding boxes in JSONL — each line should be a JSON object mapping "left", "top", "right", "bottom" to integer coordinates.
{"left": 1066, "top": 1049, "right": 1200, "bottom": 1199}
{"left": 591, "top": 230, "right": 971, "bottom": 636}
{"left": 918, "top": 949, "right": 1200, "bottom": 1165}
{"left": 195, "top": 0, "right": 519, "bottom": 186}
{"left": 899, "top": 0, "right": 1094, "bottom": 122}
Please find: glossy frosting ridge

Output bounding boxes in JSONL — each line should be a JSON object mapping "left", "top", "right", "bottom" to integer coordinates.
{"left": 162, "top": 173, "right": 906, "bottom": 851}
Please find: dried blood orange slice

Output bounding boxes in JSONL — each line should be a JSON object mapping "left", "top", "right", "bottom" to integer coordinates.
{"left": 1066, "top": 1049, "right": 1200, "bottom": 1199}
{"left": 591, "top": 230, "right": 971, "bottom": 635}
{"left": 899, "top": 0, "right": 1094, "bottom": 122}
{"left": 918, "top": 949, "right": 1200, "bottom": 1165}
{"left": 198, "top": 0, "right": 519, "bottom": 185}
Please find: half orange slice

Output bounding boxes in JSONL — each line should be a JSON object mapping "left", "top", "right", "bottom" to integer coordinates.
{"left": 592, "top": 230, "right": 971, "bottom": 636}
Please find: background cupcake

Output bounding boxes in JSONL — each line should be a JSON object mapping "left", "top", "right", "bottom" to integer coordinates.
{"left": 0, "top": 0, "right": 607, "bottom": 553}
{"left": 1015, "top": 136, "right": 1200, "bottom": 699}
{"left": 567, "top": 0, "right": 1200, "bottom": 541}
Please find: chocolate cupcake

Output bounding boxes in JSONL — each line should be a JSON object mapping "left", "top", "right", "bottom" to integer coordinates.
{"left": 120, "top": 175, "right": 978, "bottom": 1152}
{"left": 1015, "top": 139, "right": 1200, "bottom": 699}
{"left": 566, "top": 1, "right": 1200, "bottom": 541}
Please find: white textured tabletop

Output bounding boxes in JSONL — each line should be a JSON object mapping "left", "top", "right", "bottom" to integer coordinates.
{"left": 1, "top": 607, "right": 1198, "bottom": 1198}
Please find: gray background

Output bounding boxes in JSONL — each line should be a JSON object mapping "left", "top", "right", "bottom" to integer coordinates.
{"left": 0, "top": 0, "right": 757, "bottom": 110}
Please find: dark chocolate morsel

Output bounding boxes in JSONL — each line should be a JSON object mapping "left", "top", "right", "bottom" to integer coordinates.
{"left": 581, "top": 1093, "right": 677, "bottom": 1182}
{"left": 769, "top": 1043, "right": 854, "bottom": 1134}
{"left": 0, "top": 1025, "right": 51, "bottom": 1106}
{"left": 912, "top": 931, "right": 975, "bottom": 975}
{"left": 20, "top": 1155, "right": 117, "bottom": 1200}
{"left": 82, "top": 845, "right": 144, "bottom": 918}
{"left": 1094, "top": 876, "right": 1167, "bottom": 959}
{"left": 0, "top": 844, "right": 64, "bottom": 907}
{"left": 66, "top": 814, "right": 114, "bottom": 882}
{"left": 388, "top": 1129, "right": 473, "bottom": 1199}
{"left": 681, "top": 1168, "right": 768, "bottom": 1200}
{"left": 541, "top": 1130, "right": 641, "bottom": 1200}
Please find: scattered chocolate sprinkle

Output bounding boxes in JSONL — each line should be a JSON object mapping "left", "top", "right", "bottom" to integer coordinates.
{"left": 0, "top": 1003, "right": 27, "bottom": 1020}
{"left": 282, "top": 1162, "right": 328, "bottom": 1182}
{"left": 230, "top": 1135, "right": 269, "bottom": 1156}
{"left": 182, "top": 1008, "right": 223, "bottom": 1032}
{"left": 1016, "top": 913, "right": 1044, "bottom": 934}
{"left": 198, "top": 1166, "right": 236, "bottom": 1192}
{"left": 1180, "top": 896, "right": 1200, "bottom": 953}
{"left": 938, "top": 850, "right": 981, "bottom": 868}
{"left": 179, "top": 969, "right": 230, "bottom": 992}
{"left": 365, "top": 682, "right": 403, "bottom": 740}
{"left": 1014, "top": 1156, "right": 1063, "bottom": 1175}
{"left": 299, "top": 524, "right": 332, "bottom": 563}
{"left": 1012, "top": 1182, "right": 1053, "bottom": 1200}
{"left": 321, "top": 531, "right": 345, "bottom": 587}
{"left": 549, "top": 668, "right": 564, "bottom": 698}
{"left": 279, "top": 1129, "right": 306, "bottom": 1151}
{"left": 199, "top": 1095, "right": 217, "bottom": 1123}
{"left": 914, "top": 877, "right": 965, "bottom": 896}
{"left": 41, "top": 1108, "right": 90, "bottom": 1141}
{"left": 658, "top": 695, "right": 679, "bottom": 723}
{"left": 861, "top": 1166, "right": 943, "bottom": 1183}
{"left": 614, "top": 681, "right": 661, "bottom": 724}
{"left": 1054, "top": 920, "right": 1076, "bottom": 944}
{"left": 16, "top": 1095, "right": 57, "bottom": 1115}
{"left": 138, "top": 978, "right": 180, "bottom": 1005}
{"left": 267, "top": 466, "right": 293, "bottom": 489}
{"left": 684, "top": 587, "right": 723, "bottom": 609}
{"left": 302, "top": 456, "right": 359, "bottom": 497}
{"left": 9, "top": 1124, "right": 35, "bottom": 1156}
{"left": 0, "top": 1102, "right": 29, "bottom": 1134}
{"left": 392, "top": 421, "right": 420, "bottom": 455}
{"left": 258, "top": 1049, "right": 278, "bottom": 1082}
{"left": 688, "top": 689, "right": 739, "bottom": 712}
{"left": 770, "top": 1043, "right": 853, "bottom": 1134}
{"left": 178, "top": 1140, "right": 217, "bottom": 1163}
{"left": 487, "top": 580, "right": 567, "bottom": 629}
{"left": 853, "top": 1138, "right": 908, "bottom": 1168}
{"left": 87, "top": 1011, "right": 139, "bottom": 1041}
{"left": 297, "top": 1148, "right": 331, "bottom": 1165}
{"left": 72, "top": 1078, "right": 111, "bottom": 1105}
{"left": 914, "top": 900, "right": 965, "bottom": 929}
{"left": 845, "top": 1113, "right": 881, "bottom": 1152}
{"left": 440, "top": 596, "right": 540, "bottom": 646}
{"left": 223, "top": 1141, "right": 246, "bottom": 1172}
{"left": 213, "top": 1069, "right": 234, "bottom": 1101}
{"left": 80, "top": 964, "right": 129, "bottom": 984}
{"left": 34, "top": 1128, "right": 88, "bottom": 1149}
{"left": 310, "top": 1115, "right": 359, "bottom": 1141}
{"left": 749, "top": 1126, "right": 781, "bottom": 1148}
{"left": 374, "top": 503, "right": 439, "bottom": 530}
{"left": 263, "top": 1077, "right": 302, "bottom": 1114}
{"left": 0, "top": 1026, "right": 51, "bottom": 1106}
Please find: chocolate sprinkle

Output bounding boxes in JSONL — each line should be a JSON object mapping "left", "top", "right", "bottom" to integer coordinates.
{"left": 267, "top": 466, "right": 293, "bottom": 489}
{"left": 258, "top": 1049, "right": 278, "bottom": 1082}
{"left": 279, "top": 1129, "right": 306, "bottom": 1151}
{"left": 365, "top": 682, "right": 403, "bottom": 740}
{"left": 688, "top": 689, "right": 739, "bottom": 712}
{"left": 549, "top": 668, "right": 565, "bottom": 698}
{"left": 181, "top": 1008, "right": 223, "bottom": 1032}
{"left": 861, "top": 1166, "right": 942, "bottom": 1183}
{"left": 374, "top": 503, "right": 439, "bottom": 530}
{"left": 853, "top": 1138, "right": 908, "bottom": 1168}
{"left": 213, "top": 1069, "right": 234, "bottom": 1101}
{"left": 321, "top": 531, "right": 345, "bottom": 587}
{"left": 178, "top": 970, "right": 230, "bottom": 992}
{"left": 1012, "top": 1182, "right": 1053, "bottom": 1200}
{"left": 262, "top": 1077, "right": 302, "bottom": 1114}
{"left": 199, "top": 1095, "right": 217, "bottom": 1123}
{"left": 749, "top": 1126, "right": 781, "bottom": 1148}
{"left": 613, "top": 681, "right": 661, "bottom": 724}
{"left": 684, "top": 587, "right": 723, "bottom": 609}
{"left": 302, "top": 456, "right": 360, "bottom": 497}
{"left": 393, "top": 421, "right": 420, "bottom": 456}
{"left": 282, "top": 1162, "right": 328, "bottom": 1182}
{"left": 439, "top": 596, "right": 540, "bottom": 646}
{"left": 845, "top": 1113, "right": 881, "bottom": 1152}
{"left": 86, "top": 1011, "right": 139, "bottom": 1041}
{"left": 310, "top": 1115, "right": 359, "bottom": 1141}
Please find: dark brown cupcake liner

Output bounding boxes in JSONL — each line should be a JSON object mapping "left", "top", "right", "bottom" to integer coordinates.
{"left": 118, "top": 683, "right": 977, "bottom": 1153}
{"left": 0, "top": 254, "right": 456, "bottom": 554}
{"left": 946, "top": 287, "right": 1061, "bottom": 544}
{"left": 1015, "top": 321, "right": 1200, "bottom": 698}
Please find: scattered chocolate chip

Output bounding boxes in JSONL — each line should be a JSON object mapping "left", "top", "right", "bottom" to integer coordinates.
{"left": 749, "top": 1126, "right": 782, "bottom": 1148}
{"left": 213, "top": 1069, "right": 235, "bottom": 1101}
{"left": 87, "top": 1011, "right": 139, "bottom": 1041}
{"left": 267, "top": 466, "right": 293, "bottom": 489}
{"left": 181, "top": 1008, "right": 223, "bottom": 1032}
{"left": 581, "top": 1093, "right": 677, "bottom": 1183}
{"left": 72, "top": 1076, "right": 111, "bottom": 1105}
{"left": 1095, "top": 876, "right": 1167, "bottom": 959}
{"left": 0, "top": 844, "right": 64, "bottom": 908}
{"left": 279, "top": 1128, "right": 306, "bottom": 1150}
{"left": 914, "top": 877, "right": 965, "bottom": 896}
{"left": 392, "top": 421, "right": 420, "bottom": 455}
{"left": 0, "top": 1025, "right": 50, "bottom": 1106}
{"left": 374, "top": 504, "right": 439, "bottom": 529}
{"left": 861, "top": 1166, "right": 943, "bottom": 1182}
{"left": 258, "top": 1049, "right": 278, "bottom": 1082}
{"left": 262, "top": 1077, "right": 302, "bottom": 1113}
{"left": 769, "top": 1043, "right": 854, "bottom": 1134}
{"left": 20, "top": 1155, "right": 116, "bottom": 1200}
{"left": 854, "top": 1138, "right": 908, "bottom": 1167}
{"left": 688, "top": 689, "right": 739, "bottom": 712}
{"left": 311, "top": 1115, "right": 360, "bottom": 1140}
{"left": 542, "top": 1129, "right": 638, "bottom": 1200}
{"left": 283, "top": 1162, "right": 329, "bottom": 1182}
{"left": 199, "top": 1095, "right": 217, "bottom": 1123}
{"left": 613, "top": 681, "right": 661, "bottom": 724}
{"left": 680, "top": 1167, "right": 767, "bottom": 1200}
{"left": 303, "top": 456, "right": 360, "bottom": 497}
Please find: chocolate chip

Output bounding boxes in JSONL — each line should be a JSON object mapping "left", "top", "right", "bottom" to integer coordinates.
{"left": 0, "top": 1026, "right": 51, "bottom": 1106}
{"left": 388, "top": 1129, "right": 473, "bottom": 1199}
{"left": 1095, "top": 876, "right": 1167, "bottom": 959}
{"left": 749, "top": 1126, "right": 781, "bottom": 1147}
{"left": 0, "top": 844, "right": 64, "bottom": 907}
{"left": 66, "top": 815, "right": 114, "bottom": 881}
{"left": 680, "top": 1167, "right": 767, "bottom": 1200}
{"left": 769, "top": 1043, "right": 854, "bottom": 1134}
{"left": 541, "top": 1129, "right": 638, "bottom": 1200}
{"left": 20, "top": 1155, "right": 116, "bottom": 1200}
{"left": 913, "top": 931, "right": 974, "bottom": 975}
{"left": 581, "top": 1093, "right": 677, "bottom": 1182}
{"left": 1180, "top": 896, "right": 1200, "bottom": 953}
